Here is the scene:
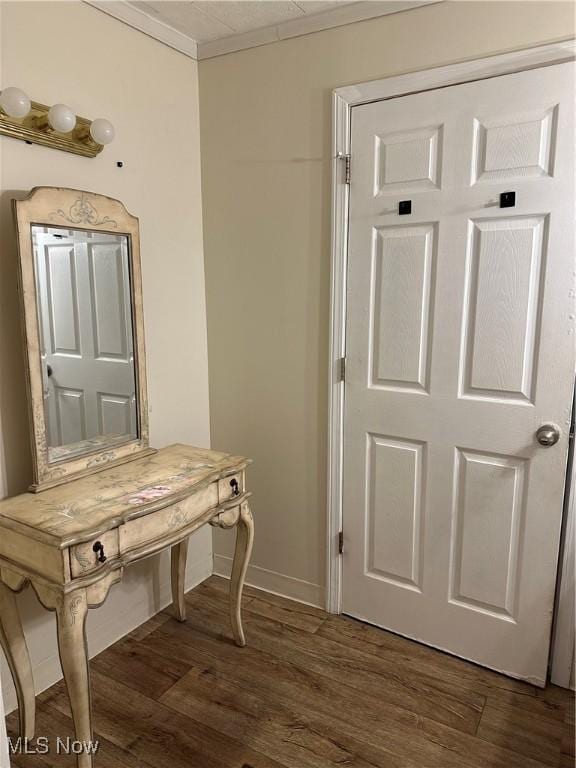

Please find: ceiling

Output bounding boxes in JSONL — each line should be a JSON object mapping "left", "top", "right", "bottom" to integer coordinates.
{"left": 87, "top": 0, "right": 436, "bottom": 59}
{"left": 130, "top": 1, "right": 352, "bottom": 42}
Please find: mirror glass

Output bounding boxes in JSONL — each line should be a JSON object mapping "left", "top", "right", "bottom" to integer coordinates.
{"left": 32, "top": 225, "right": 138, "bottom": 463}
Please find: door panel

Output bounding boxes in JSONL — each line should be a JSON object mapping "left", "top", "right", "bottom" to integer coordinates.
{"left": 376, "top": 124, "right": 443, "bottom": 192}
{"left": 366, "top": 434, "right": 425, "bottom": 591}
{"left": 450, "top": 448, "right": 526, "bottom": 619}
{"left": 461, "top": 215, "right": 546, "bottom": 402}
{"left": 343, "top": 62, "right": 575, "bottom": 685}
{"left": 370, "top": 224, "right": 436, "bottom": 392}
{"left": 471, "top": 107, "right": 557, "bottom": 183}
{"left": 97, "top": 393, "right": 133, "bottom": 436}
{"left": 45, "top": 242, "right": 80, "bottom": 355}
{"left": 89, "top": 241, "right": 131, "bottom": 361}
{"left": 55, "top": 387, "right": 86, "bottom": 445}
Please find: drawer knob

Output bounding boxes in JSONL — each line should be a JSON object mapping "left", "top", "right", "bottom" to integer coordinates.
{"left": 92, "top": 541, "right": 107, "bottom": 563}
{"left": 230, "top": 478, "right": 240, "bottom": 497}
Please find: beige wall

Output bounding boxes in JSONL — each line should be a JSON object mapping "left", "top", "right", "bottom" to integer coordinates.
{"left": 0, "top": 1, "right": 211, "bottom": 710}
{"left": 199, "top": 1, "right": 575, "bottom": 604}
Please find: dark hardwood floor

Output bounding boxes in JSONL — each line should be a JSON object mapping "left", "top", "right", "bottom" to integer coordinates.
{"left": 7, "top": 576, "right": 575, "bottom": 767}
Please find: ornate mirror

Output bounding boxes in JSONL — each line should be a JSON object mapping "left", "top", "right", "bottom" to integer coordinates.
{"left": 13, "top": 187, "right": 153, "bottom": 491}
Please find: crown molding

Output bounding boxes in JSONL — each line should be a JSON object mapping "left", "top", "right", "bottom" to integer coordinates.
{"left": 197, "top": 1, "right": 438, "bottom": 60}
{"left": 84, "top": 1, "right": 199, "bottom": 59}
{"left": 84, "top": 1, "right": 438, "bottom": 62}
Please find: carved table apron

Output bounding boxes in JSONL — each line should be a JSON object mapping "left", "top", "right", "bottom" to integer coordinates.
{"left": 0, "top": 444, "right": 254, "bottom": 767}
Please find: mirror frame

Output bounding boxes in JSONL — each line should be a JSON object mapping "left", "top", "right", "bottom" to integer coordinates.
{"left": 13, "top": 187, "right": 154, "bottom": 492}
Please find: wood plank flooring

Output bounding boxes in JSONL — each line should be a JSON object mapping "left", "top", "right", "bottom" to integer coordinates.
{"left": 7, "top": 576, "right": 575, "bottom": 768}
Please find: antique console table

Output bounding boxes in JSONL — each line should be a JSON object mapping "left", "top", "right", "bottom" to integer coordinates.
{"left": 0, "top": 443, "right": 253, "bottom": 768}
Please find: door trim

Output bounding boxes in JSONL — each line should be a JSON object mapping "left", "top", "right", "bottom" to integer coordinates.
{"left": 327, "top": 40, "right": 576, "bottom": 619}
{"left": 550, "top": 396, "right": 575, "bottom": 689}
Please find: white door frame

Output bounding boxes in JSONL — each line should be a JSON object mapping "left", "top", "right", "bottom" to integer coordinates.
{"left": 327, "top": 38, "right": 576, "bottom": 682}
{"left": 551, "top": 419, "right": 575, "bottom": 688}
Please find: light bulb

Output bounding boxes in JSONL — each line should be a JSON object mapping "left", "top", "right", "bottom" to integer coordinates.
{"left": 90, "top": 118, "right": 115, "bottom": 145}
{"left": 48, "top": 103, "right": 76, "bottom": 133}
{"left": 0, "top": 87, "right": 31, "bottom": 118}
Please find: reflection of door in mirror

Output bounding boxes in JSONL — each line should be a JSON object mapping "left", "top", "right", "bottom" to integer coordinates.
{"left": 32, "top": 226, "right": 138, "bottom": 462}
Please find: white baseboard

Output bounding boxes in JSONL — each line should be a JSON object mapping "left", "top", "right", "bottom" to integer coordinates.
{"left": 2, "top": 552, "right": 213, "bottom": 715}
{"left": 213, "top": 554, "right": 324, "bottom": 609}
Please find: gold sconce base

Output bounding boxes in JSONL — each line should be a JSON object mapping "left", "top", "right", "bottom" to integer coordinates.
{"left": 0, "top": 100, "right": 103, "bottom": 158}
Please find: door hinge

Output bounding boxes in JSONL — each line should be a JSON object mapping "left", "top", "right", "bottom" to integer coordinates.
{"left": 337, "top": 357, "right": 346, "bottom": 382}
{"left": 337, "top": 152, "right": 351, "bottom": 184}
{"left": 338, "top": 530, "right": 344, "bottom": 555}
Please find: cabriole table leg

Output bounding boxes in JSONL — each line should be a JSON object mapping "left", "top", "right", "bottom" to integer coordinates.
{"left": 229, "top": 501, "right": 254, "bottom": 647}
{"left": 0, "top": 579, "right": 35, "bottom": 739}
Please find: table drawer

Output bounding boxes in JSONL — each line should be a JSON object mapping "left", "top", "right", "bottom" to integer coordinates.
{"left": 70, "top": 530, "right": 119, "bottom": 579}
{"left": 119, "top": 482, "right": 218, "bottom": 554}
{"left": 218, "top": 472, "right": 244, "bottom": 503}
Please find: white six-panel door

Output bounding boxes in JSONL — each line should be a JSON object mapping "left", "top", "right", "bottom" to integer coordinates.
{"left": 342, "top": 62, "right": 575, "bottom": 685}
{"left": 34, "top": 228, "right": 136, "bottom": 448}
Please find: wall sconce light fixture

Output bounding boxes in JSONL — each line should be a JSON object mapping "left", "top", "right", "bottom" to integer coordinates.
{"left": 0, "top": 86, "right": 115, "bottom": 158}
